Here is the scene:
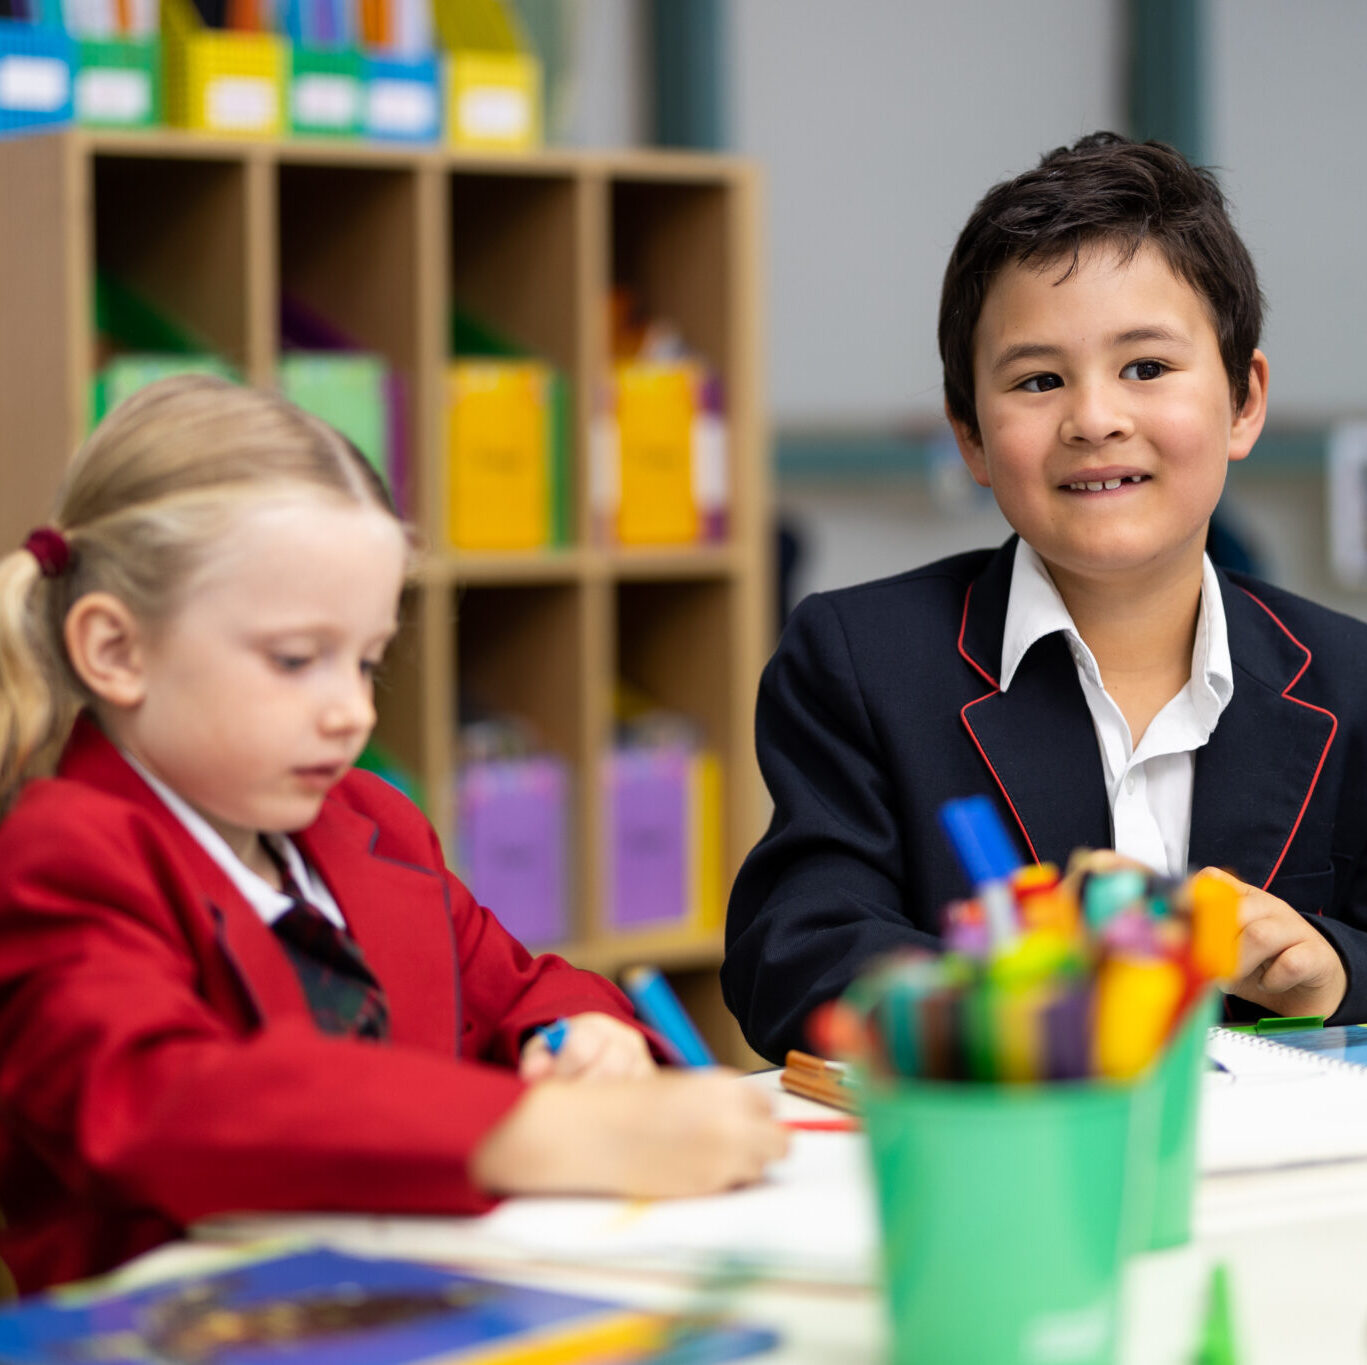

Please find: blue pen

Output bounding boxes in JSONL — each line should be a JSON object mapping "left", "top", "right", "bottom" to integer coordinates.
{"left": 621, "top": 965, "right": 715, "bottom": 1066}
{"left": 938, "top": 795, "right": 1023, "bottom": 948}
{"left": 535, "top": 1017, "right": 570, "bottom": 1055}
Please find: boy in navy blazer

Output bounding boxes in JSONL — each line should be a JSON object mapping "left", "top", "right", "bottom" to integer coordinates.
{"left": 724, "top": 133, "right": 1367, "bottom": 1063}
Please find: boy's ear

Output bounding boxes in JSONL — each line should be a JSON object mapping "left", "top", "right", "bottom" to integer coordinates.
{"left": 1228, "top": 349, "right": 1270, "bottom": 464}
{"left": 946, "top": 401, "right": 992, "bottom": 487}
{"left": 64, "top": 593, "right": 150, "bottom": 709}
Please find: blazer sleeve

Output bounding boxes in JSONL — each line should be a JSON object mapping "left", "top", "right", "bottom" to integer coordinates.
{"left": 0, "top": 793, "right": 593, "bottom": 1234}
{"left": 722, "top": 592, "right": 939, "bottom": 1063}
{"left": 340, "top": 770, "right": 660, "bottom": 1065}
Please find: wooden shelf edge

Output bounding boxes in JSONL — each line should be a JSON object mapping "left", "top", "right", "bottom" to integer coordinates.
{"left": 71, "top": 129, "right": 750, "bottom": 184}
{"left": 411, "top": 543, "right": 741, "bottom": 587}
{"left": 413, "top": 548, "right": 589, "bottom": 586}
{"left": 553, "top": 929, "right": 726, "bottom": 977}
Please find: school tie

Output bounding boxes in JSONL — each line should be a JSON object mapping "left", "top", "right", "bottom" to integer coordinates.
{"left": 264, "top": 848, "right": 390, "bottom": 1042}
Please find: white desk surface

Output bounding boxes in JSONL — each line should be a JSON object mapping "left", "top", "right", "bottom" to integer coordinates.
{"left": 169, "top": 1071, "right": 1367, "bottom": 1365}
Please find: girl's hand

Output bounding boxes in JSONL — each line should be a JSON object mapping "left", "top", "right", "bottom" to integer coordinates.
{"left": 1198, "top": 866, "right": 1348, "bottom": 1020}
{"left": 519, "top": 1012, "right": 656, "bottom": 1082}
{"left": 471, "top": 1070, "right": 791, "bottom": 1198}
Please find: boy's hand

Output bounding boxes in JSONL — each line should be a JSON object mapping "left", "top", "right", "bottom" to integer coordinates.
{"left": 471, "top": 1071, "right": 791, "bottom": 1198}
{"left": 519, "top": 1012, "right": 656, "bottom": 1082}
{"left": 1198, "top": 866, "right": 1348, "bottom": 1020}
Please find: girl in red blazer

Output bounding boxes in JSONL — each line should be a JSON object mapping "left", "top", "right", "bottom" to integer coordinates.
{"left": 0, "top": 376, "right": 786, "bottom": 1294}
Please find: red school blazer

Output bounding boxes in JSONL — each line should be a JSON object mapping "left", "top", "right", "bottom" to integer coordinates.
{"left": 0, "top": 716, "right": 642, "bottom": 1293}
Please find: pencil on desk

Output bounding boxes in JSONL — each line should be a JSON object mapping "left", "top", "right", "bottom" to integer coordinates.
{"left": 781, "top": 1050, "right": 858, "bottom": 1113}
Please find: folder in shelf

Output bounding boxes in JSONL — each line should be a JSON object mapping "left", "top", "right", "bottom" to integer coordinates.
{"left": 444, "top": 48, "right": 539, "bottom": 150}
{"left": 75, "top": 36, "right": 159, "bottom": 127}
{"left": 289, "top": 43, "right": 362, "bottom": 135}
{"left": 161, "top": 0, "right": 285, "bottom": 135}
{"left": 445, "top": 359, "right": 566, "bottom": 551}
{"left": 280, "top": 350, "right": 391, "bottom": 491}
{"left": 594, "top": 360, "right": 728, "bottom": 546}
{"left": 604, "top": 745, "right": 723, "bottom": 933}
{"left": 457, "top": 755, "right": 568, "bottom": 948}
{"left": 0, "top": 18, "right": 74, "bottom": 136}
{"left": 93, "top": 352, "right": 237, "bottom": 425}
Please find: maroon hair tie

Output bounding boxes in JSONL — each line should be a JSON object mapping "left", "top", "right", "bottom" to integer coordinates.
{"left": 23, "top": 527, "right": 71, "bottom": 579}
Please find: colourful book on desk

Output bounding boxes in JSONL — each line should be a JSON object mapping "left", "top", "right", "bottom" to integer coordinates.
{"left": 0, "top": 1246, "right": 778, "bottom": 1365}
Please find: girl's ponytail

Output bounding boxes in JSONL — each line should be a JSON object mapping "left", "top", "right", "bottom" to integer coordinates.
{"left": 0, "top": 532, "right": 78, "bottom": 811}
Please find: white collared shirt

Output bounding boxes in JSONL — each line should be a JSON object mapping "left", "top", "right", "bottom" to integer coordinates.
{"left": 123, "top": 752, "right": 347, "bottom": 929}
{"left": 999, "top": 540, "right": 1234, "bottom": 878}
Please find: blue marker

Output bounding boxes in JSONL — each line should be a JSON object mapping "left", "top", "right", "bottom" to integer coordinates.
{"left": 535, "top": 1017, "right": 570, "bottom": 1055}
{"left": 938, "top": 796, "right": 1023, "bottom": 948}
{"left": 621, "top": 965, "right": 715, "bottom": 1067}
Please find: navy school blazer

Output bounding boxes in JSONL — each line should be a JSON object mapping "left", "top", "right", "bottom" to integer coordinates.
{"left": 722, "top": 537, "right": 1367, "bottom": 1063}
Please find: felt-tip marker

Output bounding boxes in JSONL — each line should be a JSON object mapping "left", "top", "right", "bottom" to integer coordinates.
{"left": 938, "top": 795, "right": 1023, "bottom": 947}
{"left": 621, "top": 965, "right": 715, "bottom": 1066}
{"left": 535, "top": 1017, "right": 569, "bottom": 1055}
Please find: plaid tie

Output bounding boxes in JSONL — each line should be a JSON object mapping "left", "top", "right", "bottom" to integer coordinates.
{"left": 265, "top": 847, "right": 390, "bottom": 1042}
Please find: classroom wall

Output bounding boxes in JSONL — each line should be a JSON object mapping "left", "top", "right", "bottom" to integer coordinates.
{"left": 558, "top": 0, "right": 648, "bottom": 148}
{"left": 551, "top": 3, "right": 1367, "bottom": 619}
{"left": 729, "top": 0, "right": 1126, "bottom": 430}
{"left": 724, "top": 0, "right": 1367, "bottom": 622}
{"left": 1207, "top": 0, "right": 1367, "bottom": 424}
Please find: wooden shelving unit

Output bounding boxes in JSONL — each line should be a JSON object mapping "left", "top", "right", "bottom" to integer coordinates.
{"left": 0, "top": 129, "right": 769, "bottom": 1066}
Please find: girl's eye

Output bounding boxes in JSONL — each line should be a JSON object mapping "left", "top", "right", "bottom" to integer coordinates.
{"left": 360, "top": 658, "right": 384, "bottom": 680}
{"left": 1018, "top": 373, "right": 1063, "bottom": 394}
{"left": 270, "top": 654, "right": 313, "bottom": 673}
{"left": 1121, "top": 359, "right": 1167, "bottom": 381}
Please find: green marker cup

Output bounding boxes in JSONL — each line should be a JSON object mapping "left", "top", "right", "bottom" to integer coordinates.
{"left": 1131, "top": 987, "right": 1218, "bottom": 1252}
{"left": 860, "top": 1074, "right": 1147, "bottom": 1365}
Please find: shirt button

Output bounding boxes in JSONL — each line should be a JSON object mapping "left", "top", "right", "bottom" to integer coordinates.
{"left": 1125, "top": 774, "right": 1137, "bottom": 795}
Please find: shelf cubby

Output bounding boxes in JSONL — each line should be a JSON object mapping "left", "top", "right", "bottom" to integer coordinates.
{"left": 94, "top": 152, "right": 253, "bottom": 373}
{"left": 0, "top": 131, "right": 766, "bottom": 1067}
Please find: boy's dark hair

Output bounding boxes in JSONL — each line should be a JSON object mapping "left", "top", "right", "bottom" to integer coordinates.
{"left": 938, "top": 131, "right": 1263, "bottom": 438}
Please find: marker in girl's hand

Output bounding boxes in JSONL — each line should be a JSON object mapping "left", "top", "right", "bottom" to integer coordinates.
{"left": 536, "top": 1018, "right": 570, "bottom": 1055}
{"left": 520, "top": 1012, "right": 657, "bottom": 1081}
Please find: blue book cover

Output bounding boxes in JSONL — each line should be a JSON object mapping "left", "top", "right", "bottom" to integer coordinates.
{"left": 0, "top": 1247, "right": 778, "bottom": 1365}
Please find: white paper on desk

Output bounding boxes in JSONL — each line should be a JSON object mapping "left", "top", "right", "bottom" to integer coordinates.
{"left": 475, "top": 1132, "right": 879, "bottom": 1285}
{"left": 1200, "top": 1031, "right": 1367, "bottom": 1174}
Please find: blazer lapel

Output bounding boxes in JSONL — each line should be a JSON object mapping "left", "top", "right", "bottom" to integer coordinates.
{"left": 1189, "top": 576, "right": 1337, "bottom": 888}
{"left": 956, "top": 542, "right": 1112, "bottom": 867}
{"left": 58, "top": 714, "right": 314, "bottom": 1026}
{"left": 297, "top": 803, "right": 461, "bottom": 1055}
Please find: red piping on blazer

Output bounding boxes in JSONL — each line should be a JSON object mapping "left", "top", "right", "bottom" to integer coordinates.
{"left": 954, "top": 579, "right": 1341, "bottom": 894}
{"left": 1238, "top": 587, "right": 1338, "bottom": 894}
{"left": 956, "top": 582, "right": 1043, "bottom": 865}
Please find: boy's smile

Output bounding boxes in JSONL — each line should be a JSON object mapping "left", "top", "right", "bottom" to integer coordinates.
{"left": 951, "top": 241, "right": 1268, "bottom": 602}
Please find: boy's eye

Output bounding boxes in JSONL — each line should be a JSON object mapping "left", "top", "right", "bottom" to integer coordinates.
{"left": 360, "top": 658, "right": 384, "bottom": 680}
{"left": 1121, "top": 359, "right": 1167, "bottom": 381}
{"left": 1018, "top": 373, "right": 1063, "bottom": 394}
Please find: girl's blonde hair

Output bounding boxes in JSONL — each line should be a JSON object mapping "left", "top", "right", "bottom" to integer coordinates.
{"left": 0, "top": 374, "right": 400, "bottom": 811}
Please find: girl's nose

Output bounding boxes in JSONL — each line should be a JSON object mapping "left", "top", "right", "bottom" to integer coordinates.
{"left": 321, "top": 676, "right": 376, "bottom": 735}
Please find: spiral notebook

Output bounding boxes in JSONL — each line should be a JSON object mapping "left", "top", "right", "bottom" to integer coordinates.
{"left": 1202, "top": 1025, "right": 1367, "bottom": 1173}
